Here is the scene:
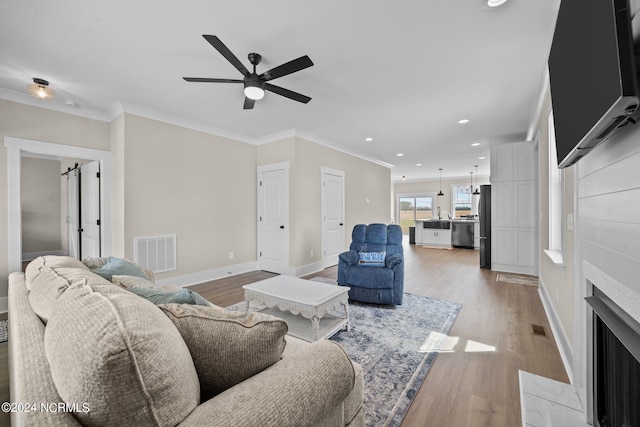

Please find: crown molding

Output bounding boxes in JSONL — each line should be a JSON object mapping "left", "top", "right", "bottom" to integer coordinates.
{"left": 2, "top": 92, "right": 394, "bottom": 168}
{"left": 0, "top": 88, "right": 111, "bottom": 121}
{"left": 108, "top": 101, "right": 256, "bottom": 145}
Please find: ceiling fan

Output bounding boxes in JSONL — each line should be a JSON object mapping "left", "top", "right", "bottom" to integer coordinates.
{"left": 183, "top": 35, "right": 314, "bottom": 110}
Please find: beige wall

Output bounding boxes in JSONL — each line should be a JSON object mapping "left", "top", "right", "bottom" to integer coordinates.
{"left": 119, "top": 114, "right": 257, "bottom": 279}
{"left": 536, "top": 92, "right": 575, "bottom": 350}
{"left": 0, "top": 98, "right": 111, "bottom": 299}
{"left": 21, "top": 157, "right": 62, "bottom": 254}
{"left": 257, "top": 136, "right": 392, "bottom": 268}
{"left": 294, "top": 138, "right": 391, "bottom": 267}
{"left": 1, "top": 98, "right": 392, "bottom": 300}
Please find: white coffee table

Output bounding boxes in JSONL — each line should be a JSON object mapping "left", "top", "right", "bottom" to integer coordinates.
{"left": 242, "top": 275, "right": 350, "bottom": 342}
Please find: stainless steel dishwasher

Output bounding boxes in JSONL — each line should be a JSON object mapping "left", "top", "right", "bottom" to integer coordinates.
{"left": 451, "top": 221, "right": 474, "bottom": 248}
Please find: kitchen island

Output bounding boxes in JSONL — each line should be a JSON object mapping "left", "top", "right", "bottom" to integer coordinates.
{"left": 415, "top": 219, "right": 479, "bottom": 249}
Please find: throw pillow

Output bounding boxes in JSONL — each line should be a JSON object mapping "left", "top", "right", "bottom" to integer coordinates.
{"left": 358, "top": 251, "right": 386, "bottom": 267}
{"left": 159, "top": 303, "right": 288, "bottom": 400}
{"left": 91, "top": 257, "right": 149, "bottom": 281}
{"left": 44, "top": 281, "right": 200, "bottom": 426}
{"left": 112, "top": 274, "right": 158, "bottom": 290}
{"left": 127, "top": 287, "right": 211, "bottom": 306}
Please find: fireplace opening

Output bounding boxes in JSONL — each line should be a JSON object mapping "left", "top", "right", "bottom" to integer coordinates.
{"left": 586, "top": 287, "right": 640, "bottom": 427}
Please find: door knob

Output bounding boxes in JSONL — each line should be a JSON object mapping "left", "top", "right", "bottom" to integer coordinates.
{"left": 340, "top": 223, "right": 344, "bottom": 226}
{"left": 280, "top": 225, "right": 285, "bottom": 229}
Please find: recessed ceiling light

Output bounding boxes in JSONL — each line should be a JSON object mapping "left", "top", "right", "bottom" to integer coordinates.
{"left": 365, "top": 137, "right": 373, "bottom": 142}
{"left": 471, "top": 142, "right": 481, "bottom": 146}
{"left": 478, "top": 156, "right": 486, "bottom": 160}
{"left": 457, "top": 119, "right": 470, "bottom": 124}
{"left": 416, "top": 163, "right": 422, "bottom": 166}
{"left": 397, "top": 153, "right": 404, "bottom": 157}
{"left": 487, "top": 0, "right": 508, "bottom": 7}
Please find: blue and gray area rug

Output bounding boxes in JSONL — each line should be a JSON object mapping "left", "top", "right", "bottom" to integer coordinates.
{"left": 237, "top": 277, "right": 462, "bottom": 427}
{"left": 329, "top": 291, "right": 461, "bottom": 426}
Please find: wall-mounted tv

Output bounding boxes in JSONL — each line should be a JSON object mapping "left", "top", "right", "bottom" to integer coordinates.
{"left": 548, "top": 0, "right": 640, "bottom": 168}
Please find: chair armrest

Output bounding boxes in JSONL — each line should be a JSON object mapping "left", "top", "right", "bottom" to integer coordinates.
{"left": 179, "top": 340, "right": 356, "bottom": 426}
{"left": 386, "top": 253, "right": 403, "bottom": 269}
{"left": 339, "top": 250, "right": 359, "bottom": 265}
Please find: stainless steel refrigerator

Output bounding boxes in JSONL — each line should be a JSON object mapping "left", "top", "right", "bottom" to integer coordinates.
{"left": 479, "top": 185, "right": 491, "bottom": 269}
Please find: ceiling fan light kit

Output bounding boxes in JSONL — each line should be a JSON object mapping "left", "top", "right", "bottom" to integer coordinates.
{"left": 183, "top": 35, "right": 313, "bottom": 110}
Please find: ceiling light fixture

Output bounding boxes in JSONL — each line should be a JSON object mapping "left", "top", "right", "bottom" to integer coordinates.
{"left": 365, "top": 137, "right": 373, "bottom": 142}
{"left": 243, "top": 79, "right": 265, "bottom": 100}
{"left": 473, "top": 165, "right": 480, "bottom": 195}
{"left": 478, "top": 156, "right": 486, "bottom": 160}
{"left": 457, "top": 119, "right": 470, "bottom": 124}
{"left": 28, "top": 78, "right": 54, "bottom": 100}
{"left": 416, "top": 163, "right": 422, "bottom": 166}
{"left": 487, "top": 0, "right": 509, "bottom": 7}
{"left": 438, "top": 168, "right": 444, "bottom": 197}
{"left": 471, "top": 142, "right": 480, "bottom": 146}
{"left": 397, "top": 153, "right": 404, "bottom": 157}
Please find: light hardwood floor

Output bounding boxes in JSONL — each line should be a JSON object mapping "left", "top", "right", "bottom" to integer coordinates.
{"left": 190, "top": 239, "right": 569, "bottom": 426}
{"left": 1, "top": 241, "right": 567, "bottom": 427}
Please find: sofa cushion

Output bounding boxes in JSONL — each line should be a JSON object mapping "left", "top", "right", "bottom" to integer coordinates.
{"left": 112, "top": 274, "right": 158, "bottom": 289}
{"left": 44, "top": 281, "right": 199, "bottom": 426}
{"left": 128, "top": 286, "right": 211, "bottom": 306}
{"left": 91, "top": 256, "right": 150, "bottom": 281}
{"left": 159, "top": 303, "right": 288, "bottom": 400}
{"left": 25, "top": 255, "right": 88, "bottom": 291}
{"left": 347, "top": 265, "right": 394, "bottom": 289}
{"left": 28, "top": 265, "right": 118, "bottom": 324}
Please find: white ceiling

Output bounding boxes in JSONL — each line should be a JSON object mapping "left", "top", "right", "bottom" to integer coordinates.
{"left": 0, "top": 0, "right": 559, "bottom": 182}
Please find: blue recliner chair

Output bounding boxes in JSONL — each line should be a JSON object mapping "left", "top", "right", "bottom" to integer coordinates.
{"left": 337, "top": 223, "right": 404, "bottom": 305}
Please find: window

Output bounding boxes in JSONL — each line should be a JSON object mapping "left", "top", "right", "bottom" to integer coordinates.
{"left": 452, "top": 185, "right": 472, "bottom": 218}
{"left": 398, "top": 195, "right": 433, "bottom": 234}
{"left": 546, "top": 110, "right": 564, "bottom": 265}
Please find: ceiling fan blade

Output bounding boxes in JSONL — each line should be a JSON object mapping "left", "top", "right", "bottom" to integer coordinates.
{"left": 265, "top": 83, "right": 311, "bottom": 104}
{"left": 183, "top": 77, "right": 244, "bottom": 83}
{"left": 260, "top": 55, "right": 314, "bottom": 81}
{"left": 202, "top": 35, "right": 250, "bottom": 77}
{"left": 243, "top": 97, "right": 255, "bottom": 110}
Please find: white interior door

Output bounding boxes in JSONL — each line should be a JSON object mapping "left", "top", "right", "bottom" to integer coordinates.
{"left": 80, "top": 161, "right": 101, "bottom": 258}
{"left": 67, "top": 169, "right": 79, "bottom": 259}
{"left": 257, "top": 163, "right": 289, "bottom": 274}
{"left": 322, "top": 168, "right": 345, "bottom": 268}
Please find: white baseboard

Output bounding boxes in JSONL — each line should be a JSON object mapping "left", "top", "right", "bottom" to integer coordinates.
{"left": 155, "top": 261, "right": 258, "bottom": 288}
{"left": 295, "top": 261, "right": 325, "bottom": 277}
{"left": 0, "top": 297, "right": 7, "bottom": 314}
{"left": 538, "top": 277, "right": 574, "bottom": 384}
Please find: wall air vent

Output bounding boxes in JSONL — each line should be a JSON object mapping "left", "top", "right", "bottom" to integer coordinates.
{"left": 134, "top": 234, "right": 176, "bottom": 273}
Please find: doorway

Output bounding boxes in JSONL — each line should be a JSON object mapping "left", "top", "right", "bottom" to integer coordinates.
{"left": 5, "top": 137, "right": 111, "bottom": 274}
{"left": 321, "top": 167, "right": 345, "bottom": 268}
{"left": 257, "top": 162, "right": 290, "bottom": 275}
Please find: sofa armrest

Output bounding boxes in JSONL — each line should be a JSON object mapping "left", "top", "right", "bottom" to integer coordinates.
{"left": 179, "top": 340, "right": 356, "bottom": 427}
{"left": 386, "top": 253, "right": 403, "bottom": 269}
{"left": 339, "top": 250, "right": 359, "bottom": 266}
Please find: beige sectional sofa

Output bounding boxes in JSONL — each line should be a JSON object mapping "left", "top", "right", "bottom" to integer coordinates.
{"left": 8, "top": 256, "right": 364, "bottom": 426}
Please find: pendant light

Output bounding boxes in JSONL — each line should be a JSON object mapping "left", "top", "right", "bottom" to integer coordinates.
{"left": 473, "top": 165, "right": 480, "bottom": 195}
{"left": 469, "top": 171, "right": 474, "bottom": 193}
{"left": 437, "top": 168, "right": 444, "bottom": 196}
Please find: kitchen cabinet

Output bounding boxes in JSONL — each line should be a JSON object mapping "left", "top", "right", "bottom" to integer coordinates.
{"left": 421, "top": 229, "right": 452, "bottom": 248}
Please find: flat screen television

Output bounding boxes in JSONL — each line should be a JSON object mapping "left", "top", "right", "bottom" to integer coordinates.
{"left": 548, "top": 0, "right": 640, "bottom": 168}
